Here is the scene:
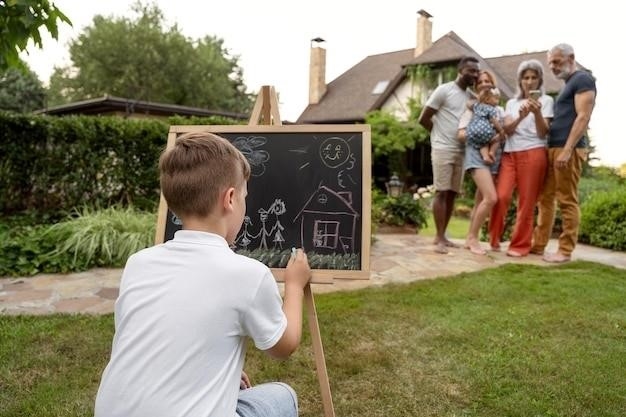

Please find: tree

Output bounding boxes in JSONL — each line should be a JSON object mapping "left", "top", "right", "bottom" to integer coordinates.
{"left": 0, "top": 0, "right": 71, "bottom": 69}
{"left": 366, "top": 98, "right": 430, "bottom": 185}
{"left": 0, "top": 61, "right": 45, "bottom": 112}
{"left": 48, "top": 2, "right": 253, "bottom": 113}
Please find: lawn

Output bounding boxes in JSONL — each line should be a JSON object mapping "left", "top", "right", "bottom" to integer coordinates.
{"left": 1, "top": 261, "right": 626, "bottom": 417}
{"left": 420, "top": 213, "right": 470, "bottom": 240}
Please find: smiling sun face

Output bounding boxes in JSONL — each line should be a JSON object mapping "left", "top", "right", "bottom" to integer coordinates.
{"left": 319, "top": 137, "right": 350, "bottom": 168}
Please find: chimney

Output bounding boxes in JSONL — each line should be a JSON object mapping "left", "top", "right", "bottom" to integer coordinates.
{"left": 415, "top": 10, "right": 433, "bottom": 58}
{"left": 309, "top": 38, "right": 327, "bottom": 105}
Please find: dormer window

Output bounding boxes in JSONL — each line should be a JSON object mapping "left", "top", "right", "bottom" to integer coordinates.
{"left": 372, "top": 80, "right": 389, "bottom": 95}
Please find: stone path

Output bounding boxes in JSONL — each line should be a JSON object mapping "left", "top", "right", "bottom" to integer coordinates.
{"left": 1, "top": 234, "right": 625, "bottom": 315}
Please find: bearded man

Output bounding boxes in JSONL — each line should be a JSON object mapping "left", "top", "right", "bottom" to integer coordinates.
{"left": 531, "top": 43, "right": 597, "bottom": 263}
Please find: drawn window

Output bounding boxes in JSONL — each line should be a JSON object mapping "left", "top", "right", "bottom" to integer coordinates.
{"left": 313, "top": 220, "right": 339, "bottom": 249}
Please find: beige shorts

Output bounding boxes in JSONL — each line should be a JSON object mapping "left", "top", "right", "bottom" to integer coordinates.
{"left": 431, "top": 148, "right": 464, "bottom": 193}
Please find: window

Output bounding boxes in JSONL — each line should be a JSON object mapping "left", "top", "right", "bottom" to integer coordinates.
{"left": 372, "top": 80, "right": 389, "bottom": 95}
{"left": 313, "top": 220, "right": 339, "bottom": 249}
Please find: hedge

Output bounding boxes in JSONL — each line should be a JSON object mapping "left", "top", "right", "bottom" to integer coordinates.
{"left": 0, "top": 112, "right": 240, "bottom": 215}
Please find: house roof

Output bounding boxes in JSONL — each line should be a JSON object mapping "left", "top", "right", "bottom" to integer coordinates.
{"left": 297, "top": 31, "right": 590, "bottom": 124}
{"left": 35, "top": 95, "right": 248, "bottom": 120}
{"left": 297, "top": 49, "right": 414, "bottom": 124}
{"left": 407, "top": 31, "right": 515, "bottom": 99}
{"left": 484, "top": 50, "right": 588, "bottom": 95}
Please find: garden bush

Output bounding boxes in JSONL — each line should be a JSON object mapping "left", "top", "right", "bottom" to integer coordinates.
{"left": 579, "top": 188, "right": 626, "bottom": 250}
{"left": 372, "top": 188, "right": 428, "bottom": 230}
{"left": 0, "top": 206, "right": 156, "bottom": 276}
{"left": 0, "top": 112, "right": 240, "bottom": 216}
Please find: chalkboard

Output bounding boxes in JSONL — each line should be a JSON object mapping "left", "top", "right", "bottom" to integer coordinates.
{"left": 155, "top": 125, "right": 371, "bottom": 283}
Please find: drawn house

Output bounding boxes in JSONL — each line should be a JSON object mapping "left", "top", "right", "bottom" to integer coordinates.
{"left": 294, "top": 186, "right": 358, "bottom": 255}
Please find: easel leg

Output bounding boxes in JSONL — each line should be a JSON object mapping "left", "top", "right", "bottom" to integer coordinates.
{"left": 304, "top": 284, "right": 335, "bottom": 417}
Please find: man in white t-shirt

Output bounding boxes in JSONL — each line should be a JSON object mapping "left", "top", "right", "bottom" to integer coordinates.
{"left": 418, "top": 56, "right": 480, "bottom": 254}
{"left": 94, "top": 132, "right": 311, "bottom": 417}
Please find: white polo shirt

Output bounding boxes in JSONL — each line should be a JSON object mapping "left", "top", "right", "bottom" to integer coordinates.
{"left": 95, "top": 230, "right": 287, "bottom": 417}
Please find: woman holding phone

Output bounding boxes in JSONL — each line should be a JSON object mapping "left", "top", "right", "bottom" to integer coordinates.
{"left": 489, "top": 59, "right": 554, "bottom": 256}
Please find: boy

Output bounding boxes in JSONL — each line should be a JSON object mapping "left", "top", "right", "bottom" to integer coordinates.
{"left": 95, "top": 132, "right": 311, "bottom": 417}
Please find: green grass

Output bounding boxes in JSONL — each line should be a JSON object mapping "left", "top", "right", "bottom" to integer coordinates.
{"left": 2, "top": 262, "right": 626, "bottom": 416}
{"left": 420, "top": 213, "right": 470, "bottom": 240}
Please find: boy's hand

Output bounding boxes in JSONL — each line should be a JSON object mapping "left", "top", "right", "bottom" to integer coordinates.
{"left": 240, "top": 371, "right": 251, "bottom": 390}
{"left": 285, "top": 248, "right": 311, "bottom": 289}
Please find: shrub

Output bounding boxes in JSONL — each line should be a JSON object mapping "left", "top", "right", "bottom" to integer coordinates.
{"left": 0, "top": 206, "right": 156, "bottom": 276}
{"left": 372, "top": 189, "right": 428, "bottom": 230}
{"left": 0, "top": 224, "right": 75, "bottom": 276}
{"left": 579, "top": 189, "right": 626, "bottom": 251}
{"left": 46, "top": 206, "right": 157, "bottom": 269}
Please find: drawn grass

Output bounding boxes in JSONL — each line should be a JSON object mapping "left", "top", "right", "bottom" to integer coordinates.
{"left": 236, "top": 248, "right": 359, "bottom": 270}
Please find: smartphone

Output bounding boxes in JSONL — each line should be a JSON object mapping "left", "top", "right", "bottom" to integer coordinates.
{"left": 529, "top": 90, "right": 541, "bottom": 100}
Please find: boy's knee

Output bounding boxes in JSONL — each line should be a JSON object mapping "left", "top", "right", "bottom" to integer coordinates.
{"left": 237, "top": 382, "right": 298, "bottom": 417}
{"left": 272, "top": 382, "right": 298, "bottom": 412}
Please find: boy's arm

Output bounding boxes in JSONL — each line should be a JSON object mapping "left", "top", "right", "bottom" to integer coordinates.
{"left": 265, "top": 249, "right": 311, "bottom": 359}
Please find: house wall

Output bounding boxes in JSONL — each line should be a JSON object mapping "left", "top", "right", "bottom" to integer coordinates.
{"left": 380, "top": 78, "right": 434, "bottom": 121}
{"left": 380, "top": 78, "right": 412, "bottom": 121}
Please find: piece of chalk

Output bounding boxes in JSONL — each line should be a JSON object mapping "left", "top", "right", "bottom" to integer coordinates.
{"left": 291, "top": 247, "right": 296, "bottom": 257}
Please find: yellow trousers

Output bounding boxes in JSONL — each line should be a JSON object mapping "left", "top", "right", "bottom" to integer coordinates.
{"left": 531, "top": 147, "right": 586, "bottom": 256}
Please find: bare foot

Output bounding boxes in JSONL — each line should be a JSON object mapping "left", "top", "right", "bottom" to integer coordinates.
{"left": 543, "top": 252, "right": 571, "bottom": 263}
{"left": 434, "top": 238, "right": 460, "bottom": 249}
{"left": 434, "top": 243, "right": 449, "bottom": 254}
{"left": 465, "top": 239, "right": 486, "bottom": 255}
{"left": 529, "top": 248, "right": 544, "bottom": 255}
{"left": 506, "top": 250, "right": 523, "bottom": 257}
{"left": 490, "top": 245, "right": 501, "bottom": 252}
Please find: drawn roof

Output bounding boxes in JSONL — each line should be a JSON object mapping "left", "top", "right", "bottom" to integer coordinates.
{"left": 293, "top": 186, "right": 358, "bottom": 221}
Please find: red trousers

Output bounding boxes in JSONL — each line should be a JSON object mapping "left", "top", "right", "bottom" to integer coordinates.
{"left": 489, "top": 147, "right": 548, "bottom": 254}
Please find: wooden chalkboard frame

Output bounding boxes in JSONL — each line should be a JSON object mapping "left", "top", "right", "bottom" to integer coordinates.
{"left": 155, "top": 124, "right": 371, "bottom": 284}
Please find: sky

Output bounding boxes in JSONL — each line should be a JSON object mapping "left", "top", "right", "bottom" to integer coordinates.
{"left": 21, "top": 0, "right": 624, "bottom": 167}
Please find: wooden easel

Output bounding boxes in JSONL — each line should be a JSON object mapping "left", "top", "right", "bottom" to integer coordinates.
{"left": 250, "top": 85, "right": 335, "bottom": 417}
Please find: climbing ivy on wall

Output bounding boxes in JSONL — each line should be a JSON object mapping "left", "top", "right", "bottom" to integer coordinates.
{"left": 406, "top": 64, "right": 458, "bottom": 100}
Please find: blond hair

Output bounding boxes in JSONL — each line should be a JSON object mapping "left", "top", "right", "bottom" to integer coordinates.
{"left": 478, "top": 87, "right": 500, "bottom": 104}
{"left": 159, "top": 132, "right": 251, "bottom": 219}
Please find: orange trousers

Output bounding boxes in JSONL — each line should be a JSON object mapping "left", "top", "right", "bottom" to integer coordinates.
{"left": 489, "top": 147, "right": 547, "bottom": 254}
{"left": 531, "top": 147, "right": 586, "bottom": 256}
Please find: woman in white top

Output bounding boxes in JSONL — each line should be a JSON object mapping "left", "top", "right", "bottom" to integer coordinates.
{"left": 489, "top": 59, "right": 554, "bottom": 256}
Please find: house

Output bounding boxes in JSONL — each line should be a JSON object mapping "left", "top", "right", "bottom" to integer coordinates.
{"left": 293, "top": 185, "right": 359, "bottom": 255}
{"left": 35, "top": 94, "right": 248, "bottom": 120}
{"left": 297, "top": 10, "right": 587, "bottom": 187}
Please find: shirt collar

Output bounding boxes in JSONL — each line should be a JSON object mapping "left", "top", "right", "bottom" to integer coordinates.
{"left": 170, "top": 230, "right": 230, "bottom": 248}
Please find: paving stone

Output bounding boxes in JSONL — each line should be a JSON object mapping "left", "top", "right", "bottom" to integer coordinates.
{"left": 96, "top": 287, "right": 119, "bottom": 300}
{"left": 0, "top": 236, "right": 624, "bottom": 315}
{"left": 53, "top": 297, "right": 103, "bottom": 313}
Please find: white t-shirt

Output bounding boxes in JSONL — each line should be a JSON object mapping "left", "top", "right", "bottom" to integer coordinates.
{"left": 504, "top": 95, "right": 554, "bottom": 152}
{"left": 94, "top": 230, "right": 287, "bottom": 417}
{"left": 424, "top": 81, "right": 473, "bottom": 152}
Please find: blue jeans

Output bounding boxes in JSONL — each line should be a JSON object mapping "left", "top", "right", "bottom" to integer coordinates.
{"left": 236, "top": 383, "right": 298, "bottom": 417}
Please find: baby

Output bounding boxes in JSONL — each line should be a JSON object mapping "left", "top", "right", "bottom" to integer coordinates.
{"left": 466, "top": 87, "right": 506, "bottom": 164}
